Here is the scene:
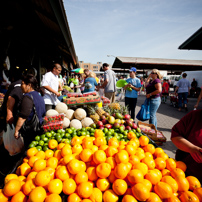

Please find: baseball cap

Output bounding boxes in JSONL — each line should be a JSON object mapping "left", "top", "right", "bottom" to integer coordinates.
{"left": 129, "top": 67, "right": 136, "bottom": 72}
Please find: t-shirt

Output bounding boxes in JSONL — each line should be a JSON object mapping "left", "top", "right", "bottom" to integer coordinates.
{"left": 125, "top": 77, "right": 141, "bottom": 98}
{"left": 104, "top": 69, "right": 116, "bottom": 93}
{"left": 176, "top": 78, "right": 191, "bottom": 93}
{"left": 146, "top": 78, "right": 161, "bottom": 98}
{"left": 83, "top": 77, "right": 98, "bottom": 93}
{"left": 162, "top": 82, "right": 169, "bottom": 93}
{"left": 41, "top": 71, "right": 60, "bottom": 105}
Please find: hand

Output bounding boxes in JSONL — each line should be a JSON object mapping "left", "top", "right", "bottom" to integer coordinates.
{"left": 189, "top": 146, "right": 202, "bottom": 163}
{"left": 56, "top": 92, "right": 61, "bottom": 97}
{"left": 128, "top": 84, "right": 132, "bottom": 88}
{"left": 6, "top": 115, "right": 14, "bottom": 125}
{"left": 14, "top": 131, "right": 20, "bottom": 139}
{"left": 146, "top": 94, "right": 150, "bottom": 99}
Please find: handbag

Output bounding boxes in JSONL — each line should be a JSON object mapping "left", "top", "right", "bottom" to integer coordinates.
{"left": 136, "top": 98, "right": 151, "bottom": 121}
{"left": 20, "top": 94, "right": 41, "bottom": 135}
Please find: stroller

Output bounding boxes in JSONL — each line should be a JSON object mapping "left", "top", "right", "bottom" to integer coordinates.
{"left": 170, "top": 93, "right": 188, "bottom": 108}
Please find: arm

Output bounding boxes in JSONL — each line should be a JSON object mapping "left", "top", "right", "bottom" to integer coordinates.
{"left": 145, "top": 74, "right": 152, "bottom": 86}
{"left": 174, "top": 86, "right": 179, "bottom": 94}
{"left": 100, "top": 79, "right": 108, "bottom": 89}
{"left": 146, "top": 83, "right": 162, "bottom": 98}
{"left": 194, "top": 90, "right": 202, "bottom": 109}
{"left": 58, "top": 82, "right": 63, "bottom": 92}
{"left": 43, "top": 86, "right": 60, "bottom": 97}
{"left": 127, "top": 83, "right": 141, "bottom": 91}
{"left": 14, "top": 117, "right": 26, "bottom": 139}
{"left": 171, "top": 136, "right": 202, "bottom": 163}
{"left": 6, "top": 96, "right": 15, "bottom": 124}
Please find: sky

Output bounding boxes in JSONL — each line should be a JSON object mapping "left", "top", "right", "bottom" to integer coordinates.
{"left": 64, "top": 0, "right": 202, "bottom": 65}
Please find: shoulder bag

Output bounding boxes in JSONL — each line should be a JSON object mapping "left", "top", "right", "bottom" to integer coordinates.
{"left": 136, "top": 98, "right": 151, "bottom": 121}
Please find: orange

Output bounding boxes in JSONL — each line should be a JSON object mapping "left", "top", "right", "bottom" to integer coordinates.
{"left": 28, "top": 186, "right": 46, "bottom": 202}
{"left": 67, "top": 159, "right": 81, "bottom": 175}
{"left": 79, "top": 149, "right": 93, "bottom": 162}
{"left": 125, "top": 187, "right": 133, "bottom": 195}
{"left": 44, "top": 167, "right": 56, "bottom": 180}
{"left": 96, "top": 178, "right": 110, "bottom": 192}
{"left": 62, "top": 154, "right": 75, "bottom": 165}
{"left": 119, "top": 141, "right": 127, "bottom": 146}
{"left": 112, "top": 179, "right": 127, "bottom": 195}
{"left": 161, "top": 169, "right": 171, "bottom": 177}
{"left": 45, "top": 149, "right": 54, "bottom": 160}
{"left": 55, "top": 165, "right": 70, "bottom": 181}
{"left": 127, "top": 132, "right": 136, "bottom": 140}
{"left": 193, "top": 187, "right": 202, "bottom": 201}
{"left": 28, "top": 156, "right": 40, "bottom": 167}
{"left": 108, "top": 170, "right": 117, "bottom": 184}
{"left": 108, "top": 138, "right": 119, "bottom": 148}
{"left": 154, "top": 169, "right": 162, "bottom": 180}
{"left": 93, "top": 137, "right": 106, "bottom": 147}
{"left": 132, "top": 183, "right": 150, "bottom": 201}
{"left": 105, "top": 157, "right": 117, "bottom": 169}
{"left": 103, "top": 189, "right": 119, "bottom": 202}
{"left": 186, "top": 176, "right": 201, "bottom": 191}
{"left": 96, "top": 163, "right": 111, "bottom": 178}
{"left": 47, "top": 179, "right": 63, "bottom": 194}
{"left": 61, "top": 145, "right": 72, "bottom": 157}
{"left": 135, "top": 150, "right": 145, "bottom": 160}
{"left": 46, "top": 157, "right": 58, "bottom": 169}
{"left": 105, "top": 146, "right": 118, "bottom": 157}
{"left": 154, "top": 181, "right": 173, "bottom": 199}
{"left": 154, "top": 157, "right": 166, "bottom": 170}
{"left": 125, "top": 145, "right": 136, "bottom": 156}
{"left": 129, "top": 155, "right": 140, "bottom": 166}
{"left": 132, "top": 162, "right": 148, "bottom": 176}
{"left": 117, "top": 145, "right": 125, "bottom": 152}
{"left": 32, "top": 159, "right": 46, "bottom": 172}
{"left": 18, "top": 176, "right": 26, "bottom": 183}
{"left": 179, "top": 191, "right": 200, "bottom": 202}
{"left": 176, "top": 161, "right": 187, "bottom": 172}
{"left": 122, "top": 194, "right": 137, "bottom": 202}
{"left": 146, "top": 192, "right": 162, "bottom": 202}
{"left": 75, "top": 171, "right": 88, "bottom": 184}
{"left": 157, "top": 152, "right": 169, "bottom": 160}
{"left": 80, "top": 161, "right": 87, "bottom": 172}
{"left": 53, "top": 150, "right": 62, "bottom": 160}
{"left": 145, "top": 170, "right": 161, "bottom": 185}
{"left": 114, "top": 163, "right": 128, "bottom": 179}
{"left": 48, "top": 139, "right": 58, "bottom": 149}
{"left": 175, "top": 176, "right": 189, "bottom": 192}
{"left": 153, "top": 147, "right": 164, "bottom": 158}
{"left": 166, "top": 158, "right": 176, "bottom": 171}
{"left": 22, "top": 179, "right": 36, "bottom": 196}
{"left": 27, "top": 147, "right": 38, "bottom": 158}
{"left": 144, "top": 152, "right": 153, "bottom": 158}
{"left": 23, "top": 157, "right": 29, "bottom": 163}
{"left": 67, "top": 193, "right": 81, "bottom": 202}
{"left": 45, "top": 193, "right": 62, "bottom": 202}
{"left": 114, "top": 150, "right": 129, "bottom": 164}
{"left": 82, "top": 138, "right": 93, "bottom": 149}
{"left": 141, "top": 156, "right": 155, "bottom": 170}
{"left": 0, "top": 189, "right": 9, "bottom": 202}
{"left": 19, "top": 163, "right": 31, "bottom": 176}
{"left": 161, "top": 176, "right": 178, "bottom": 193}
{"left": 3, "top": 179, "right": 21, "bottom": 197}
{"left": 164, "top": 195, "right": 181, "bottom": 202}
{"left": 71, "top": 136, "right": 82, "bottom": 146}
{"left": 57, "top": 142, "right": 66, "bottom": 150}
{"left": 86, "top": 167, "right": 98, "bottom": 181}
{"left": 99, "top": 144, "right": 108, "bottom": 151}
{"left": 34, "top": 170, "right": 51, "bottom": 186}
{"left": 94, "top": 129, "right": 104, "bottom": 138}
{"left": 140, "top": 179, "right": 152, "bottom": 192}
{"left": 143, "top": 144, "right": 155, "bottom": 154}
{"left": 77, "top": 181, "right": 93, "bottom": 199}
{"left": 127, "top": 169, "right": 144, "bottom": 185}
{"left": 89, "top": 187, "right": 102, "bottom": 202}
{"left": 93, "top": 150, "right": 106, "bottom": 164}
{"left": 35, "top": 150, "right": 46, "bottom": 159}
{"left": 26, "top": 171, "right": 38, "bottom": 181}
{"left": 91, "top": 145, "right": 98, "bottom": 153}
{"left": 139, "top": 135, "right": 149, "bottom": 146}
{"left": 72, "top": 144, "right": 83, "bottom": 154}
{"left": 4, "top": 174, "right": 18, "bottom": 184}
{"left": 171, "top": 168, "right": 185, "bottom": 179}
{"left": 10, "top": 190, "right": 27, "bottom": 202}
{"left": 63, "top": 178, "right": 76, "bottom": 195}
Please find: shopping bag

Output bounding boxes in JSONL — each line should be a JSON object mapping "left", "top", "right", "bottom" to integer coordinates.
{"left": 3, "top": 124, "right": 24, "bottom": 156}
{"left": 136, "top": 98, "right": 150, "bottom": 121}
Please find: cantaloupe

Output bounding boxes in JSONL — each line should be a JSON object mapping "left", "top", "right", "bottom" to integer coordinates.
{"left": 46, "top": 109, "right": 59, "bottom": 117}
{"left": 63, "top": 117, "right": 70, "bottom": 128}
{"left": 65, "top": 109, "right": 75, "bottom": 120}
{"left": 55, "top": 102, "right": 68, "bottom": 113}
{"left": 70, "top": 119, "right": 82, "bottom": 129}
{"left": 74, "top": 108, "right": 87, "bottom": 120}
{"left": 81, "top": 117, "right": 94, "bottom": 128}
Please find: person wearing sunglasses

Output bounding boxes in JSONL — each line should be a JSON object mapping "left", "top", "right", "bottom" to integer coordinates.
{"left": 145, "top": 69, "right": 162, "bottom": 129}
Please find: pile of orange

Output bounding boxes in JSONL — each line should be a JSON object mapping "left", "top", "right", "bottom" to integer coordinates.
{"left": 1, "top": 130, "right": 202, "bottom": 202}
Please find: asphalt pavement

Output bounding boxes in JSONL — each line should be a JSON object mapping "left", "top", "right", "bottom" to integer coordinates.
{"left": 118, "top": 91, "right": 202, "bottom": 158}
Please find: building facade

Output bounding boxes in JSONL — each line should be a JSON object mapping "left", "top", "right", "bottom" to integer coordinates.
{"left": 79, "top": 61, "right": 102, "bottom": 72}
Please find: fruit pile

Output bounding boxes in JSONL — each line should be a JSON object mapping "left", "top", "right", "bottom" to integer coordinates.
{"left": 43, "top": 114, "right": 65, "bottom": 124}
{"left": 1, "top": 131, "right": 202, "bottom": 202}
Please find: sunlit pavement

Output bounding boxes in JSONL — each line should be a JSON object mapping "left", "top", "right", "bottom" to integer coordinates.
{"left": 118, "top": 91, "right": 202, "bottom": 158}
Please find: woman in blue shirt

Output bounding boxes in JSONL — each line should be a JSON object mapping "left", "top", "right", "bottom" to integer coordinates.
{"left": 124, "top": 67, "right": 141, "bottom": 119}
{"left": 83, "top": 72, "right": 98, "bottom": 93}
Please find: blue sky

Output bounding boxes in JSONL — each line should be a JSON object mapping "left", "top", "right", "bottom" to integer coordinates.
{"left": 64, "top": 0, "right": 202, "bottom": 65}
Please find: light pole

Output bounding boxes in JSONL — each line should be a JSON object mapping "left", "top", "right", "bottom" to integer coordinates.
{"left": 107, "top": 55, "right": 116, "bottom": 58}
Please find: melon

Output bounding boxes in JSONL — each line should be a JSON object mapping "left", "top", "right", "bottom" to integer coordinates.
{"left": 65, "top": 109, "right": 75, "bottom": 120}
{"left": 74, "top": 108, "right": 87, "bottom": 120}
{"left": 55, "top": 102, "right": 68, "bottom": 113}
{"left": 81, "top": 117, "right": 94, "bottom": 128}
{"left": 46, "top": 109, "right": 59, "bottom": 117}
{"left": 63, "top": 117, "right": 70, "bottom": 128}
{"left": 70, "top": 119, "right": 82, "bottom": 129}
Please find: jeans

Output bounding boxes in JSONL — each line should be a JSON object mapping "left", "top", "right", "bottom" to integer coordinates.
{"left": 149, "top": 97, "right": 161, "bottom": 129}
{"left": 125, "top": 97, "right": 137, "bottom": 119}
{"left": 178, "top": 92, "right": 188, "bottom": 108}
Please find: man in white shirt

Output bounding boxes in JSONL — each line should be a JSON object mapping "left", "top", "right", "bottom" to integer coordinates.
{"left": 41, "top": 63, "right": 62, "bottom": 111}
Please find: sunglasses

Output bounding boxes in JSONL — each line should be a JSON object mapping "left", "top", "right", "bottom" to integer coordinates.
{"left": 151, "top": 72, "right": 156, "bottom": 74}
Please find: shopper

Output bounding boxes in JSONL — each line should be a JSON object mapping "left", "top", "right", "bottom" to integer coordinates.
{"left": 171, "top": 109, "right": 202, "bottom": 182}
{"left": 174, "top": 73, "right": 191, "bottom": 112}
{"left": 83, "top": 72, "right": 98, "bottom": 93}
{"left": 41, "top": 63, "right": 63, "bottom": 111}
{"left": 161, "top": 79, "right": 169, "bottom": 103}
{"left": 194, "top": 89, "right": 202, "bottom": 109}
{"left": 145, "top": 69, "right": 162, "bottom": 129}
{"left": 99, "top": 63, "right": 116, "bottom": 103}
{"left": 124, "top": 67, "right": 141, "bottom": 119}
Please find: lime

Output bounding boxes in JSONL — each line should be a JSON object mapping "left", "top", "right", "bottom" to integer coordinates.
{"left": 81, "top": 127, "right": 86, "bottom": 131}
{"left": 103, "top": 128, "right": 108, "bottom": 134}
{"left": 42, "top": 137, "right": 49, "bottom": 142}
{"left": 36, "top": 146, "right": 42, "bottom": 151}
{"left": 52, "top": 133, "right": 57, "bottom": 137}
{"left": 65, "top": 133, "right": 71, "bottom": 138}
{"left": 44, "top": 142, "right": 49, "bottom": 146}
{"left": 55, "top": 134, "right": 61, "bottom": 140}
{"left": 81, "top": 131, "right": 86, "bottom": 136}
{"left": 63, "top": 139, "right": 71, "bottom": 144}
{"left": 42, "top": 146, "right": 49, "bottom": 151}
{"left": 38, "top": 140, "right": 44, "bottom": 146}
{"left": 90, "top": 132, "right": 94, "bottom": 136}
{"left": 32, "top": 141, "right": 38, "bottom": 146}
{"left": 106, "top": 131, "right": 112, "bottom": 137}
{"left": 35, "top": 136, "right": 40, "bottom": 141}
{"left": 137, "top": 128, "right": 141, "bottom": 133}
{"left": 57, "top": 129, "right": 63, "bottom": 133}
{"left": 106, "top": 136, "right": 113, "bottom": 142}
{"left": 51, "top": 130, "right": 55, "bottom": 135}
{"left": 28, "top": 143, "right": 35, "bottom": 148}
{"left": 132, "top": 129, "right": 137, "bottom": 133}
{"left": 40, "top": 134, "right": 46, "bottom": 139}
{"left": 66, "top": 128, "right": 73, "bottom": 134}
{"left": 90, "top": 128, "right": 95, "bottom": 133}
{"left": 46, "top": 132, "right": 52, "bottom": 138}
{"left": 56, "top": 137, "right": 62, "bottom": 142}
{"left": 70, "top": 127, "right": 75, "bottom": 131}
{"left": 72, "top": 133, "right": 77, "bottom": 138}
{"left": 109, "top": 129, "right": 114, "bottom": 134}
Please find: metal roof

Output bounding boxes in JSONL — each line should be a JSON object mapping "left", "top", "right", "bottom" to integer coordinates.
{"left": 112, "top": 56, "right": 202, "bottom": 73}
{"left": 179, "top": 27, "right": 202, "bottom": 50}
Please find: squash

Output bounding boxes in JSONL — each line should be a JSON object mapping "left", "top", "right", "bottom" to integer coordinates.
{"left": 81, "top": 117, "right": 94, "bottom": 128}
{"left": 70, "top": 119, "right": 82, "bottom": 129}
{"left": 55, "top": 102, "right": 68, "bottom": 113}
{"left": 74, "top": 108, "right": 87, "bottom": 120}
{"left": 46, "top": 109, "right": 59, "bottom": 117}
{"left": 63, "top": 117, "right": 70, "bottom": 129}
{"left": 65, "top": 109, "right": 75, "bottom": 120}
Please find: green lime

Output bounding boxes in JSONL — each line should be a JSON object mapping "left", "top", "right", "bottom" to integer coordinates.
{"left": 56, "top": 137, "right": 62, "bottom": 142}
{"left": 28, "top": 143, "right": 35, "bottom": 148}
{"left": 35, "top": 136, "right": 40, "bottom": 141}
{"left": 63, "top": 139, "right": 71, "bottom": 144}
{"left": 66, "top": 128, "right": 73, "bottom": 134}
{"left": 57, "top": 129, "right": 63, "bottom": 133}
{"left": 55, "top": 134, "right": 61, "bottom": 140}
{"left": 51, "top": 130, "right": 55, "bottom": 135}
{"left": 70, "top": 127, "right": 76, "bottom": 131}
{"left": 36, "top": 146, "right": 42, "bottom": 151}
{"left": 65, "top": 133, "right": 71, "bottom": 138}
{"left": 90, "top": 123, "right": 96, "bottom": 129}
{"left": 90, "top": 128, "right": 95, "bottom": 133}
{"left": 46, "top": 132, "right": 52, "bottom": 138}
{"left": 42, "top": 137, "right": 49, "bottom": 142}
{"left": 103, "top": 128, "right": 108, "bottom": 134}
{"left": 106, "top": 136, "right": 113, "bottom": 142}
{"left": 38, "top": 140, "right": 44, "bottom": 146}
{"left": 106, "top": 131, "right": 112, "bottom": 137}
{"left": 90, "top": 133, "right": 94, "bottom": 136}
{"left": 86, "top": 131, "right": 90, "bottom": 136}
{"left": 42, "top": 146, "right": 49, "bottom": 151}
{"left": 32, "top": 141, "right": 38, "bottom": 146}
{"left": 109, "top": 129, "right": 114, "bottom": 134}
{"left": 137, "top": 127, "right": 141, "bottom": 133}
{"left": 40, "top": 134, "right": 46, "bottom": 139}
{"left": 44, "top": 142, "right": 49, "bottom": 146}
{"left": 81, "top": 131, "right": 86, "bottom": 136}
